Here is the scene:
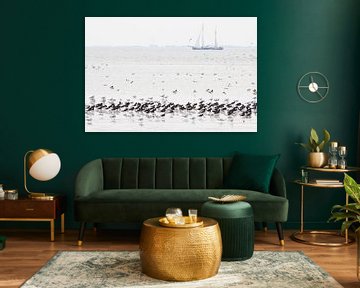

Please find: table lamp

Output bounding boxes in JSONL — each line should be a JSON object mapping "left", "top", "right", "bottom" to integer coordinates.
{"left": 24, "top": 148, "right": 61, "bottom": 199}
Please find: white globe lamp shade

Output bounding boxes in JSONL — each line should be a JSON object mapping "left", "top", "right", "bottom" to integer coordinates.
{"left": 28, "top": 150, "right": 61, "bottom": 181}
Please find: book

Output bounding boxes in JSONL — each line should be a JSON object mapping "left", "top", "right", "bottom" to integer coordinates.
{"left": 315, "top": 179, "right": 341, "bottom": 184}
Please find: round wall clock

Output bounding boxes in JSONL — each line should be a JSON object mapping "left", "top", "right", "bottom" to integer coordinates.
{"left": 297, "top": 72, "right": 329, "bottom": 103}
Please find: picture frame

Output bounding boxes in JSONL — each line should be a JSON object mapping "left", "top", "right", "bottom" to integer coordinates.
{"left": 85, "top": 17, "right": 257, "bottom": 132}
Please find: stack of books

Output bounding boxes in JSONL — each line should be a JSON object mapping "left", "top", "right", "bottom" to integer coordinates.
{"left": 314, "top": 179, "right": 341, "bottom": 185}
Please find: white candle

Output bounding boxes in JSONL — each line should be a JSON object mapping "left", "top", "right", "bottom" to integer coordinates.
{"left": 339, "top": 146, "right": 346, "bottom": 153}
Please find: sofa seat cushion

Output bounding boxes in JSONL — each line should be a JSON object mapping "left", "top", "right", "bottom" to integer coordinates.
{"left": 75, "top": 189, "right": 288, "bottom": 222}
{"left": 77, "top": 189, "right": 281, "bottom": 202}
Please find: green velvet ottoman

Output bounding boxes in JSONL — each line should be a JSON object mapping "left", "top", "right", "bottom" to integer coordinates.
{"left": 201, "top": 201, "right": 254, "bottom": 261}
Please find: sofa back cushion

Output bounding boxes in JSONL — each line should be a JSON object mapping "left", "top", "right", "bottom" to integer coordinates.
{"left": 102, "top": 157, "right": 233, "bottom": 189}
{"left": 223, "top": 153, "right": 280, "bottom": 193}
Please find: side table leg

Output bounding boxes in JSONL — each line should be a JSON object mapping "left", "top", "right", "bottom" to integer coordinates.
{"left": 300, "top": 185, "right": 304, "bottom": 233}
{"left": 61, "top": 213, "right": 65, "bottom": 234}
{"left": 50, "top": 219, "right": 55, "bottom": 242}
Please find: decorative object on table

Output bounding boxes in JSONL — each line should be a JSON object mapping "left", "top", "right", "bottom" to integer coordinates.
{"left": 0, "top": 235, "right": 5, "bottom": 250}
{"left": 315, "top": 179, "right": 340, "bottom": 185}
{"left": 159, "top": 216, "right": 203, "bottom": 228}
{"left": 140, "top": 217, "right": 221, "bottom": 281}
{"left": 0, "top": 184, "right": 4, "bottom": 199}
{"left": 338, "top": 146, "right": 347, "bottom": 169}
{"left": 296, "top": 128, "right": 330, "bottom": 168}
{"left": 165, "top": 207, "right": 183, "bottom": 224}
{"left": 300, "top": 169, "right": 309, "bottom": 183}
{"left": 328, "top": 141, "right": 338, "bottom": 169}
{"left": 297, "top": 71, "right": 329, "bottom": 103}
{"left": 329, "top": 173, "right": 360, "bottom": 280}
{"left": 21, "top": 251, "right": 343, "bottom": 288}
{"left": 188, "top": 208, "right": 197, "bottom": 223}
{"left": 4, "top": 189, "right": 18, "bottom": 200}
{"left": 208, "top": 194, "right": 246, "bottom": 203}
{"left": 24, "top": 148, "right": 61, "bottom": 199}
{"left": 201, "top": 200, "right": 255, "bottom": 259}
{"left": 85, "top": 17, "right": 257, "bottom": 133}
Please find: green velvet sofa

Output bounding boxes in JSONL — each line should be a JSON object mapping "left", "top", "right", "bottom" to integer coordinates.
{"left": 74, "top": 157, "right": 288, "bottom": 245}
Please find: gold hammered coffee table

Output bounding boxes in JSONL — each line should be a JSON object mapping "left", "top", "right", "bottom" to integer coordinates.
{"left": 139, "top": 217, "right": 222, "bottom": 281}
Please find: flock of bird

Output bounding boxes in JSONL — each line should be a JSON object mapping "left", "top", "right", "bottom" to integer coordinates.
{"left": 85, "top": 96, "right": 257, "bottom": 120}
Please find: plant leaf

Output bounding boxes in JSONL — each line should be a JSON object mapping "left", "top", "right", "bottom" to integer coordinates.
{"left": 309, "top": 138, "right": 319, "bottom": 152}
{"left": 323, "top": 129, "right": 330, "bottom": 144}
{"left": 308, "top": 137, "right": 316, "bottom": 152}
{"left": 329, "top": 211, "right": 357, "bottom": 221}
{"left": 341, "top": 220, "right": 358, "bottom": 234}
{"left": 295, "top": 142, "right": 312, "bottom": 152}
{"left": 317, "top": 140, "right": 325, "bottom": 152}
{"left": 344, "top": 173, "right": 360, "bottom": 204}
{"left": 310, "top": 128, "right": 319, "bottom": 144}
{"left": 331, "top": 203, "right": 360, "bottom": 215}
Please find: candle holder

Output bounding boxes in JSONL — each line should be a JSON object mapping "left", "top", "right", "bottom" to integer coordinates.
{"left": 301, "top": 169, "right": 308, "bottom": 183}
{"left": 328, "top": 142, "right": 338, "bottom": 169}
{"left": 337, "top": 146, "right": 347, "bottom": 169}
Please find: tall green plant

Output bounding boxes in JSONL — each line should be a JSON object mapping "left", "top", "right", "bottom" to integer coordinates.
{"left": 329, "top": 173, "right": 360, "bottom": 233}
{"left": 296, "top": 128, "right": 330, "bottom": 152}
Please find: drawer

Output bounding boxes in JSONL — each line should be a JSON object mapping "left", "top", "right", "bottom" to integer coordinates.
{"left": 0, "top": 201, "right": 55, "bottom": 218}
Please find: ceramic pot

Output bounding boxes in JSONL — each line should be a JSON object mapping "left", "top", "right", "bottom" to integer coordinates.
{"left": 308, "top": 152, "right": 328, "bottom": 168}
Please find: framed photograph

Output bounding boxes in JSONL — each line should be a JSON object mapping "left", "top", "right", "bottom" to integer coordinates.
{"left": 85, "top": 17, "right": 257, "bottom": 132}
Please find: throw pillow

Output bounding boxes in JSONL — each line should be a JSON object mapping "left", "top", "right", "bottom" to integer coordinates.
{"left": 223, "top": 153, "right": 280, "bottom": 193}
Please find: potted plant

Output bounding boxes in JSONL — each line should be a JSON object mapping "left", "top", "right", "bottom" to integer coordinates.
{"left": 329, "top": 173, "right": 360, "bottom": 279}
{"left": 329, "top": 173, "right": 360, "bottom": 233}
{"left": 296, "top": 128, "right": 330, "bottom": 167}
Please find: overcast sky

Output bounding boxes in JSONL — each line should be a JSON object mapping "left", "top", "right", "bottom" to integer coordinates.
{"left": 85, "top": 17, "right": 257, "bottom": 47}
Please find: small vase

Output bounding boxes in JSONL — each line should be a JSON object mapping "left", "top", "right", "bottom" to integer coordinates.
{"left": 308, "top": 152, "right": 328, "bottom": 168}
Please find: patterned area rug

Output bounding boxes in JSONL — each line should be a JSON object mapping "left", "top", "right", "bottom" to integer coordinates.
{"left": 21, "top": 251, "right": 342, "bottom": 288}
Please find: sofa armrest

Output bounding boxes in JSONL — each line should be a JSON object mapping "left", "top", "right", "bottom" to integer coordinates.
{"left": 269, "top": 168, "right": 287, "bottom": 198}
{"left": 75, "top": 159, "right": 104, "bottom": 199}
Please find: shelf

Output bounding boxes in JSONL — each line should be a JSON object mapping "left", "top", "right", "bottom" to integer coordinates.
{"left": 301, "top": 166, "right": 360, "bottom": 173}
{"left": 294, "top": 180, "right": 344, "bottom": 188}
{"left": 293, "top": 166, "right": 355, "bottom": 247}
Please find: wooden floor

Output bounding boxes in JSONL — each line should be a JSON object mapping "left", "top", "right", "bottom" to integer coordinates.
{"left": 0, "top": 228, "right": 358, "bottom": 288}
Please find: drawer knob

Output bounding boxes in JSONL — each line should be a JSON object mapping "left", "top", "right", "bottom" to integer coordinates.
{"left": 25, "top": 208, "right": 35, "bottom": 211}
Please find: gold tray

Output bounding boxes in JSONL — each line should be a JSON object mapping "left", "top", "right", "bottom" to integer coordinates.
{"left": 159, "top": 216, "right": 204, "bottom": 228}
{"left": 208, "top": 194, "right": 246, "bottom": 203}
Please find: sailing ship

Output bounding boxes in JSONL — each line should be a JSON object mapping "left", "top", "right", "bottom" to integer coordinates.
{"left": 192, "top": 24, "right": 223, "bottom": 50}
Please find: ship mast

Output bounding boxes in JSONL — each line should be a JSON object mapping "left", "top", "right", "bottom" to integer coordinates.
{"left": 214, "top": 27, "right": 218, "bottom": 48}
{"left": 201, "top": 24, "right": 204, "bottom": 48}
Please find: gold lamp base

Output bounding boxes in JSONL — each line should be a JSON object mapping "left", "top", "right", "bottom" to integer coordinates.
{"left": 28, "top": 192, "right": 55, "bottom": 200}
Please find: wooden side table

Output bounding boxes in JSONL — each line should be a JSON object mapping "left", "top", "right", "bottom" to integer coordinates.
{"left": 0, "top": 195, "right": 66, "bottom": 241}
{"left": 291, "top": 166, "right": 359, "bottom": 246}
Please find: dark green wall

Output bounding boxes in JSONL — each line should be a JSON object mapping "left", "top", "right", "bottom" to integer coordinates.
{"left": 1, "top": 0, "right": 359, "bottom": 230}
